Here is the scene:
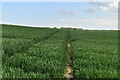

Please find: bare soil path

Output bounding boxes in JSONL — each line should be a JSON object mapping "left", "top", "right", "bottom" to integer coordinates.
{"left": 64, "top": 30, "right": 74, "bottom": 79}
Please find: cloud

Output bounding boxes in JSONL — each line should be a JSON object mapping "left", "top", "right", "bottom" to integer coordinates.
{"left": 58, "top": 18, "right": 117, "bottom": 30}
{"left": 100, "top": 1, "right": 118, "bottom": 12}
{"left": 56, "top": 10, "right": 75, "bottom": 15}
{"left": 84, "top": 7, "right": 95, "bottom": 13}
{"left": 79, "top": 19, "right": 117, "bottom": 26}
{"left": 89, "top": 2, "right": 106, "bottom": 6}
{"left": 89, "top": 1, "right": 119, "bottom": 12}
{"left": 99, "top": 6, "right": 109, "bottom": 11}
{"left": 58, "top": 18, "right": 117, "bottom": 26}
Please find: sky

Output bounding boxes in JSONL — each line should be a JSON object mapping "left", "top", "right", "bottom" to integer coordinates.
{"left": 1, "top": 1, "right": 119, "bottom": 30}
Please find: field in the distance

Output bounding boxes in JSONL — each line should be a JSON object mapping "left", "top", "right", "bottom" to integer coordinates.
{"left": 2, "top": 24, "right": 119, "bottom": 78}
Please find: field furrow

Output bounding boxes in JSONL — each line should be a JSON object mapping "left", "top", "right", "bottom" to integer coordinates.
{"left": 64, "top": 30, "right": 73, "bottom": 79}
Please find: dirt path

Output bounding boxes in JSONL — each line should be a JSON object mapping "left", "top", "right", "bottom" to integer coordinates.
{"left": 64, "top": 30, "right": 74, "bottom": 79}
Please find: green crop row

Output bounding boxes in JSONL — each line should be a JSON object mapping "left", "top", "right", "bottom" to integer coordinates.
{"left": 2, "top": 29, "right": 68, "bottom": 78}
{"left": 2, "top": 24, "right": 58, "bottom": 39}
{"left": 2, "top": 38, "right": 33, "bottom": 56}
{"left": 2, "top": 24, "right": 58, "bottom": 57}
{"left": 70, "top": 30, "right": 118, "bottom": 78}
{"left": 2, "top": 25, "right": 119, "bottom": 78}
{"left": 3, "top": 65, "right": 50, "bottom": 78}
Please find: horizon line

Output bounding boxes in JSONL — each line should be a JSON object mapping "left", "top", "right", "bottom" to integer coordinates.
{"left": 0, "top": 22, "right": 119, "bottom": 30}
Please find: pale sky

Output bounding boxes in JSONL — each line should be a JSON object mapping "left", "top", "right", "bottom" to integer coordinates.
{"left": 1, "top": 0, "right": 119, "bottom": 30}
